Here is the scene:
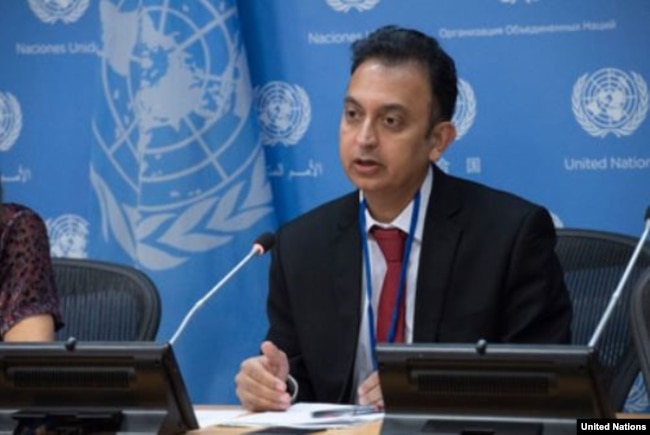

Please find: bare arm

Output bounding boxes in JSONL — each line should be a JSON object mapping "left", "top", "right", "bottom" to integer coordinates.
{"left": 3, "top": 314, "right": 55, "bottom": 341}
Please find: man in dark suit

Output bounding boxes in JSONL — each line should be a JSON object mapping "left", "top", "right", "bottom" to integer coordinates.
{"left": 235, "top": 25, "right": 572, "bottom": 411}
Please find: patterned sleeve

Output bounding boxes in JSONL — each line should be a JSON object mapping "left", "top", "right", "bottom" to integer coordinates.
{"left": 0, "top": 205, "right": 63, "bottom": 337}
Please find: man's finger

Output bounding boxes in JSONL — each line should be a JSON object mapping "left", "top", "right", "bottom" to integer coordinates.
{"left": 260, "top": 340, "right": 289, "bottom": 381}
{"left": 358, "top": 371, "right": 383, "bottom": 407}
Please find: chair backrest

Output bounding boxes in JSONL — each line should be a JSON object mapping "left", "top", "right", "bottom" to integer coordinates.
{"left": 555, "top": 228, "right": 650, "bottom": 411}
{"left": 630, "top": 268, "right": 650, "bottom": 395}
{"left": 52, "top": 257, "right": 161, "bottom": 341}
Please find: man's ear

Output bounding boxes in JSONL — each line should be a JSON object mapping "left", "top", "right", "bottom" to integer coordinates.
{"left": 429, "top": 121, "right": 457, "bottom": 162}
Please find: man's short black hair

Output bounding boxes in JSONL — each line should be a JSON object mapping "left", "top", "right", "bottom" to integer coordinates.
{"left": 350, "top": 25, "right": 458, "bottom": 124}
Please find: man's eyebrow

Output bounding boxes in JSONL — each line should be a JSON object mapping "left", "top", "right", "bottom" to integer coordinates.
{"left": 343, "top": 96, "right": 408, "bottom": 114}
{"left": 378, "top": 103, "right": 408, "bottom": 114}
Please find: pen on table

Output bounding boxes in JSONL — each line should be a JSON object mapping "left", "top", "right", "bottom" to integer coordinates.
{"left": 311, "top": 405, "right": 380, "bottom": 418}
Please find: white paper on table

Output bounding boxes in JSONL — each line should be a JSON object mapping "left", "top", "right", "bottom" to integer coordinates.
{"left": 195, "top": 409, "right": 249, "bottom": 428}
{"left": 218, "top": 402, "right": 384, "bottom": 429}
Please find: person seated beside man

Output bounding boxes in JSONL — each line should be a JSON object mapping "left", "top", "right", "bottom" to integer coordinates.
{"left": 0, "top": 185, "right": 62, "bottom": 341}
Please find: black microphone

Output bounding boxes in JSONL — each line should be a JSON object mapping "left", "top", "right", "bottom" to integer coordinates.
{"left": 169, "top": 232, "right": 275, "bottom": 345}
{"left": 588, "top": 206, "right": 650, "bottom": 347}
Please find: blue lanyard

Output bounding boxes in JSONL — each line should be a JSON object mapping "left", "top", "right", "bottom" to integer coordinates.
{"left": 359, "top": 190, "right": 420, "bottom": 368}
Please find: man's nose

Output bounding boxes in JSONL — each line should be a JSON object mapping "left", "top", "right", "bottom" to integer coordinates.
{"left": 356, "top": 119, "right": 377, "bottom": 147}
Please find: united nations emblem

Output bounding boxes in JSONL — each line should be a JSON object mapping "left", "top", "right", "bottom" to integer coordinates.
{"left": 452, "top": 78, "right": 477, "bottom": 141}
{"left": 325, "top": 0, "right": 380, "bottom": 13}
{"left": 92, "top": 0, "right": 273, "bottom": 270}
{"left": 572, "top": 68, "right": 648, "bottom": 138}
{"left": 27, "top": 0, "right": 89, "bottom": 24}
{"left": 255, "top": 82, "right": 311, "bottom": 146}
{"left": 0, "top": 92, "right": 22, "bottom": 152}
{"left": 47, "top": 214, "right": 90, "bottom": 258}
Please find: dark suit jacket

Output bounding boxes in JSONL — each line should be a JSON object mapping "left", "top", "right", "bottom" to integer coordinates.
{"left": 266, "top": 165, "right": 572, "bottom": 403}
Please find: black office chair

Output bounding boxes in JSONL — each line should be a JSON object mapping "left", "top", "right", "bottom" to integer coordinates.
{"left": 52, "top": 257, "right": 161, "bottom": 341}
{"left": 630, "top": 268, "right": 650, "bottom": 395}
{"left": 555, "top": 228, "right": 650, "bottom": 411}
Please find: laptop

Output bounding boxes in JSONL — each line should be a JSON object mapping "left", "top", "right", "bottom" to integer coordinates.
{"left": 376, "top": 342, "right": 613, "bottom": 435}
{"left": 0, "top": 341, "right": 198, "bottom": 434}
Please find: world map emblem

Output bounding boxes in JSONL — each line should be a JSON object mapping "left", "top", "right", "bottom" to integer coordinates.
{"left": 452, "top": 78, "right": 477, "bottom": 141}
{"left": 47, "top": 214, "right": 90, "bottom": 258}
{"left": 28, "top": 0, "right": 90, "bottom": 24}
{"left": 325, "top": 0, "right": 380, "bottom": 13}
{"left": 255, "top": 81, "right": 311, "bottom": 146}
{"left": 0, "top": 92, "right": 22, "bottom": 152}
{"left": 572, "top": 68, "right": 648, "bottom": 138}
{"left": 92, "top": 0, "right": 273, "bottom": 270}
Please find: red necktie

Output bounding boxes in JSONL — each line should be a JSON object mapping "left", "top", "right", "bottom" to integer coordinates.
{"left": 371, "top": 227, "right": 407, "bottom": 343}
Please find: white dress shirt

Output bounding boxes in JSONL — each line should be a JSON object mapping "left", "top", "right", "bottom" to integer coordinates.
{"left": 352, "top": 166, "right": 433, "bottom": 401}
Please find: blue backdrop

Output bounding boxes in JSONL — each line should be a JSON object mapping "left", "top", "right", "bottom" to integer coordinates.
{"left": 1, "top": 0, "right": 648, "bottom": 406}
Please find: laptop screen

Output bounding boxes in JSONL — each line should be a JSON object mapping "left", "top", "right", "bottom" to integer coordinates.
{"left": 376, "top": 343, "right": 612, "bottom": 432}
{"left": 0, "top": 341, "right": 198, "bottom": 433}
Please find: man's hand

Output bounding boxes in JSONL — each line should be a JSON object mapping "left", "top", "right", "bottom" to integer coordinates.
{"left": 357, "top": 371, "right": 384, "bottom": 409}
{"left": 235, "top": 341, "right": 292, "bottom": 411}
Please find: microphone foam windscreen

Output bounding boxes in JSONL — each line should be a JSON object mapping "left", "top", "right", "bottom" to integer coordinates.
{"left": 255, "top": 232, "right": 276, "bottom": 253}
